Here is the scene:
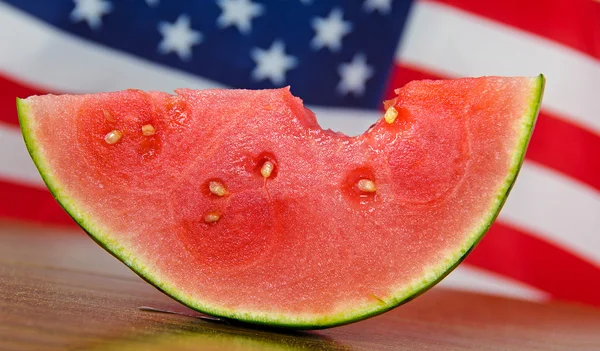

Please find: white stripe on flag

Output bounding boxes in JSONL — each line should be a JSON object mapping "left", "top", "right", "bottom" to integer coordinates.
{"left": 499, "top": 162, "right": 600, "bottom": 266}
{"left": 308, "top": 106, "right": 380, "bottom": 136}
{"left": 398, "top": 0, "right": 600, "bottom": 135}
{"left": 0, "top": 123, "right": 44, "bottom": 187}
{"left": 441, "top": 265, "right": 549, "bottom": 301}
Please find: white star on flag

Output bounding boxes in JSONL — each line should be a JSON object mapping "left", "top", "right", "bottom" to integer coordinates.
{"left": 70, "top": 0, "right": 112, "bottom": 30}
{"left": 363, "top": 0, "right": 393, "bottom": 14}
{"left": 145, "top": 0, "right": 159, "bottom": 7}
{"left": 251, "top": 40, "right": 298, "bottom": 85}
{"left": 216, "top": 0, "right": 264, "bottom": 34}
{"left": 337, "top": 53, "right": 374, "bottom": 96}
{"left": 157, "top": 15, "right": 203, "bottom": 61}
{"left": 311, "top": 8, "right": 353, "bottom": 52}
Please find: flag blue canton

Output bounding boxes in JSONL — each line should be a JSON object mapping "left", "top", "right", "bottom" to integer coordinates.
{"left": 4, "top": 0, "right": 414, "bottom": 109}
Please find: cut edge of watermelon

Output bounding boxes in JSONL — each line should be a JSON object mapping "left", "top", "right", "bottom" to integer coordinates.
{"left": 16, "top": 75, "right": 545, "bottom": 329}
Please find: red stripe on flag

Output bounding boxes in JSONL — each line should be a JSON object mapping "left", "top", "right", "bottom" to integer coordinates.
{"left": 528, "top": 113, "right": 600, "bottom": 191}
{"left": 0, "top": 73, "right": 50, "bottom": 125}
{"left": 427, "top": 0, "right": 600, "bottom": 60}
{"left": 465, "top": 221, "right": 600, "bottom": 307}
{"left": 385, "top": 63, "right": 600, "bottom": 192}
{"left": 383, "top": 64, "right": 440, "bottom": 100}
{"left": 0, "top": 180, "right": 75, "bottom": 227}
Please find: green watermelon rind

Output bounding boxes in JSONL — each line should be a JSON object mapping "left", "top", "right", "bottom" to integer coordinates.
{"left": 16, "top": 75, "right": 545, "bottom": 329}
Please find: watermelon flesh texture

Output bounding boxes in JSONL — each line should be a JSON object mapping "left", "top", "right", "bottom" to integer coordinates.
{"left": 17, "top": 76, "right": 544, "bottom": 328}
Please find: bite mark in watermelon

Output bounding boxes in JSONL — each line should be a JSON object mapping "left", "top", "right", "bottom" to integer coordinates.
{"left": 16, "top": 75, "right": 544, "bottom": 329}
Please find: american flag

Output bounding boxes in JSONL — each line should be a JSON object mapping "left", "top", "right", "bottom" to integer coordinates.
{"left": 0, "top": 0, "right": 598, "bottom": 307}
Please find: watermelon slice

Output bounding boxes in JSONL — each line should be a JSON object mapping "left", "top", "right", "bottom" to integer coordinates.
{"left": 17, "top": 76, "right": 544, "bottom": 329}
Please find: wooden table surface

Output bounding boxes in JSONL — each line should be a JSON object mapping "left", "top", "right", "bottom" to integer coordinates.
{"left": 1, "top": 221, "right": 599, "bottom": 351}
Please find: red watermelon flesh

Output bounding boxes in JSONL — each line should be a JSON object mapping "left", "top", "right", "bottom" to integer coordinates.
{"left": 17, "top": 76, "right": 544, "bottom": 328}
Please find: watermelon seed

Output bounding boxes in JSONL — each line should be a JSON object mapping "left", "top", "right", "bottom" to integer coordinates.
{"left": 370, "top": 294, "right": 386, "bottom": 305}
{"left": 141, "top": 124, "right": 156, "bottom": 136}
{"left": 204, "top": 211, "right": 221, "bottom": 223}
{"left": 384, "top": 106, "right": 398, "bottom": 124}
{"left": 261, "top": 161, "right": 275, "bottom": 178}
{"left": 209, "top": 181, "right": 227, "bottom": 197}
{"left": 357, "top": 179, "right": 376, "bottom": 193}
{"left": 104, "top": 130, "right": 123, "bottom": 145}
{"left": 103, "top": 110, "right": 115, "bottom": 122}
